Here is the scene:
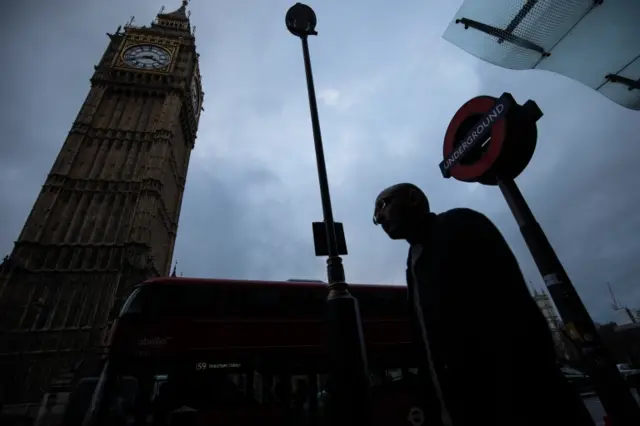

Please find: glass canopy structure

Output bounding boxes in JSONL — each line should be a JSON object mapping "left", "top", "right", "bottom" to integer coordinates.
{"left": 442, "top": 0, "right": 639, "bottom": 111}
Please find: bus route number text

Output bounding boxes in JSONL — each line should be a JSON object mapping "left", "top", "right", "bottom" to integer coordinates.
{"left": 196, "top": 362, "right": 242, "bottom": 371}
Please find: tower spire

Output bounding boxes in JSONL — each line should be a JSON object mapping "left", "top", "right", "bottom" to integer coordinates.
{"left": 161, "top": 0, "right": 190, "bottom": 20}
{"left": 171, "top": 261, "right": 178, "bottom": 277}
{"left": 155, "top": 0, "right": 192, "bottom": 31}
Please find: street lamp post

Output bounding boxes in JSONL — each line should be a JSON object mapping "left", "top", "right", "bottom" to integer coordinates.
{"left": 285, "top": 4, "right": 372, "bottom": 426}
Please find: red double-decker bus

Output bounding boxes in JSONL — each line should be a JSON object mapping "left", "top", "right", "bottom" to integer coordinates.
{"left": 73, "top": 277, "right": 425, "bottom": 426}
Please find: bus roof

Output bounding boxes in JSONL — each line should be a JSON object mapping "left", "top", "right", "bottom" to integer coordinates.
{"left": 141, "top": 276, "right": 405, "bottom": 291}
{"left": 121, "top": 277, "right": 408, "bottom": 320}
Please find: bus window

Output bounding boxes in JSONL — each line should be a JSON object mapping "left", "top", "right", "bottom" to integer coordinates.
{"left": 308, "top": 366, "right": 423, "bottom": 426}
{"left": 161, "top": 368, "right": 247, "bottom": 409}
{"left": 385, "top": 368, "right": 403, "bottom": 382}
{"left": 279, "top": 286, "right": 325, "bottom": 318}
{"left": 119, "top": 285, "right": 222, "bottom": 319}
{"left": 118, "top": 287, "right": 141, "bottom": 316}
{"left": 224, "top": 286, "right": 282, "bottom": 318}
{"left": 85, "top": 359, "right": 255, "bottom": 425}
{"left": 118, "top": 285, "right": 177, "bottom": 317}
{"left": 84, "top": 361, "right": 424, "bottom": 426}
{"left": 352, "top": 287, "right": 407, "bottom": 318}
{"left": 370, "top": 366, "right": 425, "bottom": 426}
{"left": 182, "top": 286, "right": 224, "bottom": 318}
{"left": 223, "top": 285, "right": 324, "bottom": 319}
{"left": 252, "top": 370, "right": 264, "bottom": 403}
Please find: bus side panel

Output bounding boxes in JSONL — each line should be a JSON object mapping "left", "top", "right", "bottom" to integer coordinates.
{"left": 371, "top": 382, "right": 427, "bottom": 426}
{"left": 195, "top": 405, "right": 286, "bottom": 426}
{"left": 111, "top": 318, "right": 413, "bottom": 355}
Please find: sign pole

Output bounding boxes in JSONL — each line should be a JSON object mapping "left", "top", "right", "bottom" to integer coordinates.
{"left": 285, "top": 4, "right": 372, "bottom": 426}
{"left": 498, "top": 177, "right": 640, "bottom": 426}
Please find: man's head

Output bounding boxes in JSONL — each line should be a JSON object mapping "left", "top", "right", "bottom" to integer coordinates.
{"left": 373, "top": 183, "right": 430, "bottom": 240}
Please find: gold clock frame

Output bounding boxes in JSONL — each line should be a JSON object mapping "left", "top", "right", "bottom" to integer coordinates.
{"left": 191, "top": 77, "right": 201, "bottom": 118}
{"left": 113, "top": 34, "right": 181, "bottom": 74}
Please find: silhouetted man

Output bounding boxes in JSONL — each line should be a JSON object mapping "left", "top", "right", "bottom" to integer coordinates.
{"left": 373, "top": 183, "right": 594, "bottom": 426}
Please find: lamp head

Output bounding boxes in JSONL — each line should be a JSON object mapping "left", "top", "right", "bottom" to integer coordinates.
{"left": 285, "top": 3, "right": 318, "bottom": 37}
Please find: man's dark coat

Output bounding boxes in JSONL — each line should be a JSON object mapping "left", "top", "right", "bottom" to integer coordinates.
{"left": 406, "top": 208, "right": 594, "bottom": 426}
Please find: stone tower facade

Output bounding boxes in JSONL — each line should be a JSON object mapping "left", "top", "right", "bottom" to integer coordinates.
{"left": 0, "top": 0, "right": 202, "bottom": 417}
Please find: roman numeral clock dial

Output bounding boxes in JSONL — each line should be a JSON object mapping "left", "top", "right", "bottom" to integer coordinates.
{"left": 123, "top": 44, "right": 171, "bottom": 70}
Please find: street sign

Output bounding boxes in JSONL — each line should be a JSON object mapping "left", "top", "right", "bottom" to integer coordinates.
{"left": 313, "top": 221, "right": 348, "bottom": 256}
{"left": 439, "top": 92, "right": 540, "bottom": 185}
{"left": 439, "top": 93, "right": 512, "bottom": 179}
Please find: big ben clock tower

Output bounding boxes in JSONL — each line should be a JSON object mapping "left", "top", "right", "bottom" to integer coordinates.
{"left": 0, "top": 0, "right": 202, "bottom": 418}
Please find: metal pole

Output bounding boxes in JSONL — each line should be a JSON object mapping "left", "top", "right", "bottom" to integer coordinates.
{"left": 284, "top": 4, "right": 372, "bottom": 423}
{"left": 298, "top": 33, "right": 372, "bottom": 426}
{"left": 498, "top": 177, "right": 640, "bottom": 426}
{"left": 300, "top": 35, "right": 341, "bottom": 269}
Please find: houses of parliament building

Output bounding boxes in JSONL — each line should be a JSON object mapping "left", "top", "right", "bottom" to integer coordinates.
{"left": 0, "top": 1, "right": 202, "bottom": 421}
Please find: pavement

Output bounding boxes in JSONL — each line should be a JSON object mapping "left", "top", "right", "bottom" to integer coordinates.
{"left": 584, "top": 395, "right": 607, "bottom": 426}
{"left": 583, "top": 389, "right": 640, "bottom": 426}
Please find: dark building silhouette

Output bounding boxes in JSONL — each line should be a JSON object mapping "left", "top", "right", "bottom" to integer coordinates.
{"left": 0, "top": 1, "right": 202, "bottom": 420}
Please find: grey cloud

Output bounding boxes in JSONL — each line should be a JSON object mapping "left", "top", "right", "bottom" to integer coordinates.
{"left": 174, "top": 161, "right": 321, "bottom": 280}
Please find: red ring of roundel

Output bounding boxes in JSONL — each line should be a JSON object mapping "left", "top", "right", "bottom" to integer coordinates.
{"left": 442, "top": 96, "right": 506, "bottom": 181}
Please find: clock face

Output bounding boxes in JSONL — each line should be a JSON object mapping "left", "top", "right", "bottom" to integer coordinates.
{"left": 190, "top": 78, "right": 200, "bottom": 113}
{"left": 123, "top": 45, "right": 171, "bottom": 70}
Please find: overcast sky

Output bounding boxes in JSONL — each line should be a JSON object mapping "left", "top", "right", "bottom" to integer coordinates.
{"left": 1, "top": 0, "right": 638, "bottom": 323}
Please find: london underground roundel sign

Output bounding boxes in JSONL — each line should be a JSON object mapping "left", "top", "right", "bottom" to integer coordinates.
{"left": 439, "top": 92, "right": 542, "bottom": 185}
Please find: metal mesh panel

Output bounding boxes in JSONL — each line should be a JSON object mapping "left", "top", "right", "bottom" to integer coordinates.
{"left": 442, "top": 0, "right": 534, "bottom": 68}
{"left": 443, "top": 0, "right": 594, "bottom": 70}
{"left": 442, "top": 0, "right": 640, "bottom": 110}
